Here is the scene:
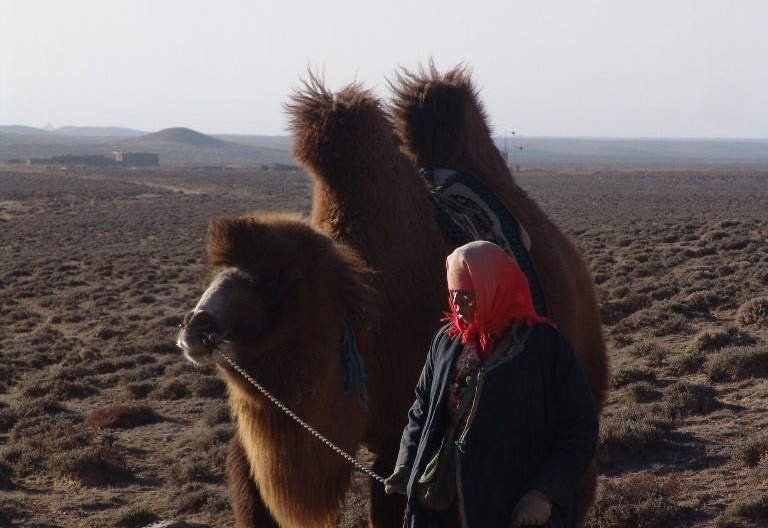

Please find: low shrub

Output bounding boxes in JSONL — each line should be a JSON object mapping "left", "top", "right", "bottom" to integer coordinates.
{"left": 627, "top": 341, "right": 669, "bottom": 368}
{"left": 86, "top": 403, "right": 160, "bottom": 429}
{"left": 612, "top": 367, "right": 657, "bottom": 389}
{"left": 203, "top": 403, "right": 232, "bottom": 426}
{"left": 150, "top": 378, "right": 190, "bottom": 400}
{"left": 587, "top": 472, "right": 681, "bottom": 528}
{"left": 602, "top": 293, "right": 652, "bottom": 324}
{"left": 661, "top": 381, "right": 718, "bottom": 418}
{"left": 623, "top": 381, "right": 662, "bottom": 404}
{"left": 667, "top": 350, "right": 706, "bottom": 376}
{"left": 732, "top": 433, "right": 768, "bottom": 468}
{"left": 687, "top": 327, "right": 756, "bottom": 355}
{"left": 736, "top": 297, "right": 768, "bottom": 327}
{"left": 0, "top": 459, "right": 14, "bottom": 490}
{"left": 648, "top": 285, "right": 678, "bottom": 301}
{"left": 717, "top": 490, "right": 768, "bottom": 527}
{"left": 51, "top": 444, "right": 131, "bottom": 486}
{"left": 192, "top": 375, "right": 227, "bottom": 398}
{"left": 123, "top": 381, "right": 154, "bottom": 400}
{"left": 600, "top": 407, "right": 673, "bottom": 453}
{"left": 167, "top": 452, "right": 224, "bottom": 485}
{"left": 101, "top": 505, "right": 159, "bottom": 528}
{"left": 0, "top": 407, "right": 19, "bottom": 433}
{"left": 170, "top": 483, "right": 229, "bottom": 515}
{"left": 706, "top": 345, "right": 768, "bottom": 382}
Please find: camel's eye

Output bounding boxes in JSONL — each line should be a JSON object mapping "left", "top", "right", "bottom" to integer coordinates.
{"left": 248, "top": 265, "right": 280, "bottom": 294}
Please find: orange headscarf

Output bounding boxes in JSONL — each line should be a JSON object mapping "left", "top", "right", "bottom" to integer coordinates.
{"left": 445, "top": 241, "right": 548, "bottom": 355}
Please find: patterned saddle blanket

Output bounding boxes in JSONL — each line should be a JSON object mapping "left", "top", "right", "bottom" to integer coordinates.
{"left": 422, "top": 167, "right": 547, "bottom": 317}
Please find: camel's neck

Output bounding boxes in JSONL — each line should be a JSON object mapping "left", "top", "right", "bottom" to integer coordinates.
{"left": 227, "top": 366, "right": 368, "bottom": 528}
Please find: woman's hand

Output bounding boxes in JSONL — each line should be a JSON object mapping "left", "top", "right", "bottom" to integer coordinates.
{"left": 510, "top": 490, "right": 552, "bottom": 527}
{"left": 384, "top": 465, "right": 411, "bottom": 495}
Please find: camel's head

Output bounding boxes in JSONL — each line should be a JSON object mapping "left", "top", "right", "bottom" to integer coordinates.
{"left": 177, "top": 264, "right": 281, "bottom": 366}
{"left": 177, "top": 212, "right": 372, "bottom": 370}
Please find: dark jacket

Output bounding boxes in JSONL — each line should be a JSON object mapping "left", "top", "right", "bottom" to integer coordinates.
{"left": 395, "top": 322, "right": 598, "bottom": 528}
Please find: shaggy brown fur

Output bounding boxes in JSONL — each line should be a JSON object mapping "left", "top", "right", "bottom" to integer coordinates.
{"left": 287, "top": 74, "right": 448, "bottom": 527}
{"left": 206, "top": 213, "right": 378, "bottom": 527}
{"left": 390, "top": 63, "right": 609, "bottom": 524}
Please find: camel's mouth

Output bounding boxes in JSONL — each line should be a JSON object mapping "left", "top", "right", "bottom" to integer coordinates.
{"left": 176, "top": 328, "right": 219, "bottom": 366}
{"left": 176, "top": 310, "right": 227, "bottom": 366}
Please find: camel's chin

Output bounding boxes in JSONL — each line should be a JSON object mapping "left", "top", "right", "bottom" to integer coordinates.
{"left": 183, "top": 347, "right": 219, "bottom": 366}
{"left": 177, "top": 335, "right": 218, "bottom": 366}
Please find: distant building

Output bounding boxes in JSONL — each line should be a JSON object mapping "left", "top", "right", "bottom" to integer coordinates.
{"left": 112, "top": 151, "right": 159, "bottom": 167}
{"left": 268, "top": 163, "right": 301, "bottom": 172}
{"left": 27, "top": 154, "right": 110, "bottom": 166}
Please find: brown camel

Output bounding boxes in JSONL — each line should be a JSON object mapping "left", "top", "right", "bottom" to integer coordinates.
{"left": 177, "top": 68, "right": 608, "bottom": 527}
{"left": 390, "top": 63, "right": 609, "bottom": 412}
{"left": 178, "top": 79, "right": 447, "bottom": 528}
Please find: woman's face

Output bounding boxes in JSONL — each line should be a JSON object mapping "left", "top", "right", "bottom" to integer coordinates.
{"left": 450, "top": 290, "right": 476, "bottom": 324}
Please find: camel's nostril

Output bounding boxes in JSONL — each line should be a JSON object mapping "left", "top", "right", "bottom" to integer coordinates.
{"left": 187, "top": 310, "right": 215, "bottom": 332}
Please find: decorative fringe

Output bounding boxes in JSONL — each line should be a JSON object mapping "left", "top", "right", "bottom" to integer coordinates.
{"left": 340, "top": 320, "right": 368, "bottom": 411}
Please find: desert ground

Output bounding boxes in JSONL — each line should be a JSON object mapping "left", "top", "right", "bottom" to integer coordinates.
{"left": 1, "top": 164, "right": 767, "bottom": 528}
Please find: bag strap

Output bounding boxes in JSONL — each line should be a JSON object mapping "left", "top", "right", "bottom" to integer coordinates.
{"left": 454, "top": 325, "right": 533, "bottom": 451}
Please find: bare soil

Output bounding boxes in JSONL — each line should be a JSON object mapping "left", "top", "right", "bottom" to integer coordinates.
{"left": 1, "top": 164, "right": 766, "bottom": 528}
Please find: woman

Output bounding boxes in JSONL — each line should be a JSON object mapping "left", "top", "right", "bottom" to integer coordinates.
{"left": 385, "top": 240, "right": 598, "bottom": 528}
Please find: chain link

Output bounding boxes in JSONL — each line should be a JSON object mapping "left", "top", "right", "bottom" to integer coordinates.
{"left": 217, "top": 350, "right": 387, "bottom": 484}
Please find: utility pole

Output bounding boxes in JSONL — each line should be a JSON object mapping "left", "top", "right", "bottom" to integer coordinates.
{"left": 504, "top": 129, "right": 515, "bottom": 168}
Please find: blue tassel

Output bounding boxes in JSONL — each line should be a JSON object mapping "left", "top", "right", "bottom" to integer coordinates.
{"left": 340, "top": 320, "right": 368, "bottom": 411}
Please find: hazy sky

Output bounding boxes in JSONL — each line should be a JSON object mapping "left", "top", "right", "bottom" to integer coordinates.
{"left": 2, "top": 0, "right": 767, "bottom": 138}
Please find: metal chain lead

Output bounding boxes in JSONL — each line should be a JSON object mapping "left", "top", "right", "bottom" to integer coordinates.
{"left": 217, "top": 350, "right": 387, "bottom": 484}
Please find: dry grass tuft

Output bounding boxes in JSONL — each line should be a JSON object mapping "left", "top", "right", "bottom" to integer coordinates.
{"left": 122, "top": 381, "right": 155, "bottom": 400}
{"left": 85, "top": 403, "right": 160, "bottom": 429}
{"left": 191, "top": 375, "right": 227, "bottom": 398}
{"left": 600, "top": 407, "right": 673, "bottom": 453}
{"left": 716, "top": 490, "right": 768, "bottom": 527}
{"left": 622, "top": 381, "right": 662, "bottom": 404}
{"left": 84, "top": 505, "right": 160, "bottom": 528}
{"left": 602, "top": 293, "right": 652, "bottom": 324}
{"left": 666, "top": 350, "right": 707, "bottom": 376}
{"left": 612, "top": 367, "right": 657, "bottom": 389}
{"left": 627, "top": 341, "right": 670, "bottom": 368}
{"left": 51, "top": 444, "right": 131, "bottom": 486}
{"left": 0, "top": 459, "right": 14, "bottom": 490}
{"left": 168, "top": 483, "right": 230, "bottom": 516}
{"left": 736, "top": 297, "right": 768, "bottom": 327}
{"left": 150, "top": 378, "right": 191, "bottom": 400}
{"left": 661, "top": 381, "right": 718, "bottom": 418}
{"left": 0, "top": 406, "right": 19, "bottom": 433}
{"left": 705, "top": 345, "right": 768, "bottom": 382}
{"left": 586, "top": 472, "right": 681, "bottom": 528}
{"left": 687, "top": 326, "right": 756, "bottom": 354}
{"left": 732, "top": 433, "right": 768, "bottom": 468}
{"left": 167, "top": 451, "right": 225, "bottom": 485}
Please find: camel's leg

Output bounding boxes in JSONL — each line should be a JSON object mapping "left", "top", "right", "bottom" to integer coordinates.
{"left": 575, "top": 457, "right": 598, "bottom": 527}
{"left": 226, "top": 436, "right": 279, "bottom": 528}
{"left": 368, "top": 441, "right": 407, "bottom": 528}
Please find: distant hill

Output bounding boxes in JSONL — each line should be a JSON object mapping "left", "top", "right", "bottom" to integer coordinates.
{"left": 123, "top": 127, "right": 229, "bottom": 148}
{"left": 114, "top": 127, "right": 296, "bottom": 166}
{"left": 53, "top": 126, "right": 146, "bottom": 138}
{"left": 0, "top": 125, "right": 52, "bottom": 136}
